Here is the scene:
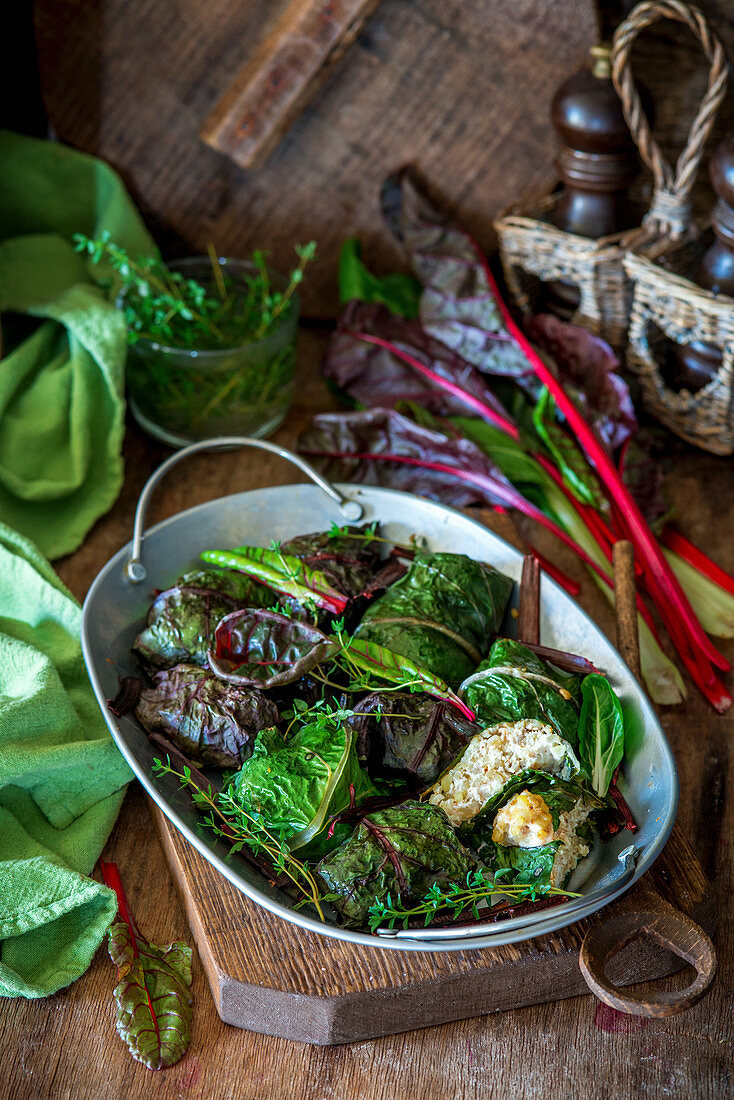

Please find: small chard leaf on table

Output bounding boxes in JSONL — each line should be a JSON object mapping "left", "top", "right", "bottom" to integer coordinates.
{"left": 380, "top": 169, "right": 538, "bottom": 391}
{"left": 577, "top": 673, "right": 625, "bottom": 797}
{"left": 200, "top": 545, "right": 348, "bottom": 614}
{"left": 135, "top": 664, "right": 279, "bottom": 767}
{"left": 209, "top": 608, "right": 339, "bottom": 688}
{"left": 100, "top": 861, "right": 193, "bottom": 1072}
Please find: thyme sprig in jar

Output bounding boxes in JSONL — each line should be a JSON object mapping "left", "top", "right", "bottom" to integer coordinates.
{"left": 73, "top": 234, "right": 315, "bottom": 446}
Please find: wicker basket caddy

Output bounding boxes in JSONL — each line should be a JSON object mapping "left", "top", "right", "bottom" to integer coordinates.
{"left": 624, "top": 251, "right": 734, "bottom": 454}
{"left": 615, "top": 7, "right": 734, "bottom": 455}
{"left": 494, "top": 0, "right": 728, "bottom": 355}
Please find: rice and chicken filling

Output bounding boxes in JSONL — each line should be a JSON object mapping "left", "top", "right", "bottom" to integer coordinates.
{"left": 492, "top": 789, "right": 593, "bottom": 886}
{"left": 429, "top": 717, "right": 592, "bottom": 886}
{"left": 429, "top": 718, "right": 571, "bottom": 827}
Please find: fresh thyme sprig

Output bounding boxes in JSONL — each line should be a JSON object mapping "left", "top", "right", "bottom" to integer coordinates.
{"left": 367, "top": 868, "right": 579, "bottom": 932}
{"left": 152, "top": 757, "right": 328, "bottom": 920}
{"left": 72, "top": 231, "right": 316, "bottom": 350}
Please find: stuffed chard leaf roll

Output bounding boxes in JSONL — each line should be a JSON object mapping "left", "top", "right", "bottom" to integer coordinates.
{"left": 466, "top": 773, "right": 604, "bottom": 889}
{"left": 225, "top": 716, "right": 382, "bottom": 859}
{"left": 353, "top": 552, "right": 513, "bottom": 688}
{"left": 317, "top": 801, "right": 475, "bottom": 928}
{"left": 461, "top": 638, "right": 582, "bottom": 745}
{"left": 135, "top": 664, "right": 279, "bottom": 767}
{"left": 351, "top": 690, "right": 480, "bottom": 786}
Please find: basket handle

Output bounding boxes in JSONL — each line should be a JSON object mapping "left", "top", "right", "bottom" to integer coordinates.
{"left": 611, "top": 0, "right": 729, "bottom": 237}
{"left": 124, "top": 436, "right": 363, "bottom": 583}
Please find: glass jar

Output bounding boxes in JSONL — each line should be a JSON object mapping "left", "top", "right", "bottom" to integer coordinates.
{"left": 124, "top": 258, "right": 299, "bottom": 447}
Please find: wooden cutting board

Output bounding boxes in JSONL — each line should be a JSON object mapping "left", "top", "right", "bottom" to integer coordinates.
{"left": 149, "top": 803, "right": 715, "bottom": 1045}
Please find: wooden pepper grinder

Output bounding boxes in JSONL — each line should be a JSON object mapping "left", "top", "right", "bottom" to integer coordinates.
{"left": 545, "top": 45, "right": 640, "bottom": 318}
{"left": 667, "top": 137, "right": 734, "bottom": 393}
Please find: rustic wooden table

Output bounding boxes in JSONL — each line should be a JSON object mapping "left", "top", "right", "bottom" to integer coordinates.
{"left": 1, "top": 333, "right": 732, "bottom": 1099}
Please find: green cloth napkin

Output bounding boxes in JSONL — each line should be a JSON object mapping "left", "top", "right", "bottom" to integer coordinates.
{"left": 0, "top": 130, "right": 153, "bottom": 559}
{"left": 0, "top": 522, "right": 132, "bottom": 998}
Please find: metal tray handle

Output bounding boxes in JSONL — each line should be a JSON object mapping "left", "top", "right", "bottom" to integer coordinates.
{"left": 125, "top": 436, "right": 363, "bottom": 583}
{"left": 579, "top": 906, "right": 717, "bottom": 1017}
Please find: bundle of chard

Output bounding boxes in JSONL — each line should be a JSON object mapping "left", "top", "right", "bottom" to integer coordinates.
{"left": 299, "top": 170, "right": 734, "bottom": 712}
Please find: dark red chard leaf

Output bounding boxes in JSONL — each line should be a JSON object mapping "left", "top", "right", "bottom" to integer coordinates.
{"left": 300, "top": 409, "right": 616, "bottom": 586}
{"left": 300, "top": 407, "right": 515, "bottom": 511}
{"left": 281, "top": 524, "right": 382, "bottom": 599}
{"left": 527, "top": 314, "right": 637, "bottom": 453}
{"left": 325, "top": 301, "right": 515, "bottom": 428}
{"left": 381, "top": 169, "right": 538, "bottom": 390}
{"left": 209, "top": 608, "right": 339, "bottom": 688}
{"left": 135, "top": 665, "right": 279, "bottom": 767}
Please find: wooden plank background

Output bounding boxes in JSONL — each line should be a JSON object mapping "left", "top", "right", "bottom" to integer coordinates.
{"left": 33, "top": 0, "right": 734, "bottom": 315}
{"left": 1, "top": 2, "right": 732, "bottom": 1095}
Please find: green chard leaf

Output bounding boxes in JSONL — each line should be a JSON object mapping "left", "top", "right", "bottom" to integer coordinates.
{"left": 493, "top": 841, "right": 559, "bottom": 888}
{"left": 317, "top": 801, "right": 476, "bottom": 928}
{"left": 577, "top": 673, "right": 625, "bottom": 797}
{"left": 200, "top": 545, "right": 348, "bottom": 614}
{"left": 353, "top": 551, "right": 513, "bottom": 688}
{"left": 338, "top": 238, "right": 423, "bottom": 318}
{"left": 225, "top": 719, "right": 382, "bottom": 859}
{"left": 532, "top": 387, "right": 604, "bottom": 508}
{"left": 460, "top": 637, "right": 581, "bottom": 745}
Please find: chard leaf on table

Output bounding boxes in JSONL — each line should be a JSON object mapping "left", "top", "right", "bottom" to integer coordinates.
{"left": 209, "top": 608, "right": 339, "bottom": 688}
{"left": 316, "top": 800, "right": 476, "bottom": 928}
{"left": 135, "top": 663, "right": 279, "bottom": 767}
{"left": 577, "top": 673, "right": 625, "bottom": 797}
{"left": 324, "top": 300, "right": 515, "bottom": 424}
{"left": 338, "top": 238, "right": 422, "bottom": 318}
{"left": 532, "top": 387, "right": 605, "bottom": 509}
{"left": 380, "top": 169, "right": 537, "bottom": 389}
{"left": 527, "top": 314, "right": 637, "bottom": 454}
{"left": 299, "top": 407, "right": 519, "bottom": 511}
{"left": 226, "top": 719, "right": 382, "bottom": 858}
{"left": 101, "top": 862, "right": 193, "bottom": 1072}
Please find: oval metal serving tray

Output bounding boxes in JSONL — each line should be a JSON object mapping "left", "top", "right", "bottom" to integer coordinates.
{"left": 81, "top": 443, "right": 678, "bottom": 952}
